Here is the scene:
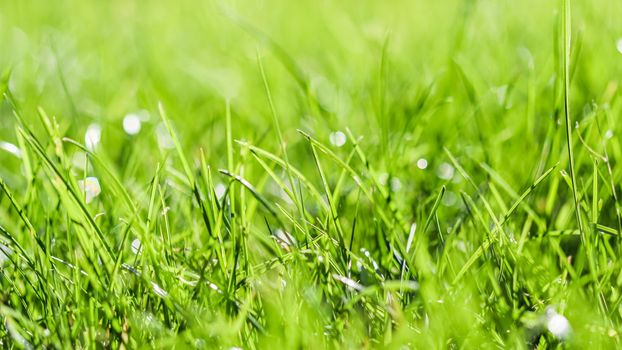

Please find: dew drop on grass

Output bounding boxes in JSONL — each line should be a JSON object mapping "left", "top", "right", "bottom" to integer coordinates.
{"left": 155, "top": 122, "right": 174, "bottom": 149}
{"left": 546, "top": 308, "right": 571, "bottom": 340}
{"left": 312, "top": 77, "right": 340, "bottom": 113}
{"left": 72, "top": 151, "right": 88, "bottom": 170}
{"left": 455, "top": 240, "right": 467, "bottom": 253}
{"left": 85, "top": 123, "right": 101, "bottom": 150}
{"left": 131, "top": 238, "right": 142, "bottom": 254}
{"left": 332, "top": 274, "right": 363, "bottom": 291}
{"left": 360, "top": 248, "right": 379, "bottom": 270}
{"left": 123, "top": 114, "right": 142, "bottom": 135}
{"left": 437, "top": 162, "right": 455, "bottom": 180}
{"left": 617, "top": 38, "right": 622, "bottom": 54}
{"left": 406, "top": 223, "right": 417, "bottom": 252}
{"left": 416, "top": 158, "right": 428, "bottom": 170}
{"left": 329, "top": 131, "right": 347, "bottom": 147}
{"left": 378, "top": 173, "right": 402, "bottom": 192}
{"left": 151, "top": 282, "right": 168, "bottom": 297}
{"left": 390, "top": 177, "right": 402, "bottom": 192}
{"left": 605, "top": 129, "right": 614, "bottom": 139}
{"left": 0, "top": 244, "right": 13, "bottom": 265}
{"left": 492, "top": 85, "right": 508, "bottom": 105}
{"left": 6, "top": 318, "right": 30, "bottom": 348}
{"left": 269, "top": 179, "right": 295, "bottom": 205}
{"left": 0, "top": 141, "right": 22, "bottom": 158}
{"left": 274, "top": 229, "right": 297, "bottom": 248}
{"left": 214, "top": 183, "right": 227, "bottom": 200}
{"left": 441, "top": 191, "right": 457, "bottom": 207}
{"left": 378, "top": 173, "right": 388, "bottom": 185}
{"left": 208, "top": 282, "right": 221, "bottom": 292}
{"left": 77, "top": 177, "right": 101, "bottom": 204}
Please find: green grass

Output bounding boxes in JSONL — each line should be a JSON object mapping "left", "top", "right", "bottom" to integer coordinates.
{"left": 1, "top": 0, "right": 622, "bottom": 348}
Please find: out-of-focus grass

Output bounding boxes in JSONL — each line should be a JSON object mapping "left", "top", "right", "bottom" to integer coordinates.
{"left": 1, "top": 0, "right": 622, "bottom": 348}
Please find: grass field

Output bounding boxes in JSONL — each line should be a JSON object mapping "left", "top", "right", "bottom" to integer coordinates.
{"left": 1, "top": 0, "right": 622, "bottom": 348}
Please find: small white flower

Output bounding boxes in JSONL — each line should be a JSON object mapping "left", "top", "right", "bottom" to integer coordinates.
{"left": 329, "top": 131, "right": 347, "bottom": 147}
{"left": 123, "top": 114, "right": 142, "bottom": 135}
{"left": 85, "top": 123, "right": 101, "bottom": 150}
{"left": 77, "top": 177, "right": 101, "bottom": 203}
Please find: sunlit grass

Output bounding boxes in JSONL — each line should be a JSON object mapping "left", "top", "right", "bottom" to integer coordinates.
{"left": 1, "top": 0, "right": 622, "bottom": 348}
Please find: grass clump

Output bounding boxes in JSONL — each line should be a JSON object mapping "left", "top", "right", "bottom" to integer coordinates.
{"left": 1, "top": 0, "right": 622, "bottom": 348}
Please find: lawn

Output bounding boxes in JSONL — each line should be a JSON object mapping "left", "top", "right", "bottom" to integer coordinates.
{"left": 1, "top": 0, "right": 622, "bottom": 348}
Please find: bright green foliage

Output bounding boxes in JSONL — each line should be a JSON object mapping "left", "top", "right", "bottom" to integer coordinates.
{"left": 1, "top": 0, "right": 622, "bottom": 348}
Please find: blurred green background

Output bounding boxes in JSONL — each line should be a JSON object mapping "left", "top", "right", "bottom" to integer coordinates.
{"left": 2, "top": 0, "right": 620, "bottom": 171}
